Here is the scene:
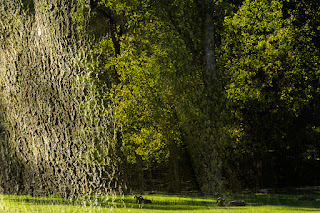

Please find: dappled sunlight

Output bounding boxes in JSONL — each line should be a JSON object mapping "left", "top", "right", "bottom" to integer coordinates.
{"left": 1, "top": 193, "right": 319, "bottom": 212}
{"left": 0, "top": 0, "right": 319, "bottom": 212}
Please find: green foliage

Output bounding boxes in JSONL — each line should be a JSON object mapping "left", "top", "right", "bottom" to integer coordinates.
{"left": 221, "top": 0, "right": 320, "bottom": 188}
{"left": 111, "top": 4, "right": 183, "bottom": 166}
{"left": 1, "top": 0, "right": 319, "bottom": 196}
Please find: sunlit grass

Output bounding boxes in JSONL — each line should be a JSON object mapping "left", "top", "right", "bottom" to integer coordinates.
{"left": 0, "top": 192, "right": 319, "bottom": 212}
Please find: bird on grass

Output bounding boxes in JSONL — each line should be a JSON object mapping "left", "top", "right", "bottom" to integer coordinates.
{"left": 217, "top": 197, "right": 246, "bottom": 207}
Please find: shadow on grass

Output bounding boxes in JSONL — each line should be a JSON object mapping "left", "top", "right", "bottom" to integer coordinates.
{"left": 2, "top": 194, "right": 220, "bottom": 211}
{"left": 2, "top": 192, "right": 319, "bottom": 211}
{"left": 120, "top": 196, "right": 218, "bottom": 211}
{"left": 240, "top": 193, "right": 320, "bottom": 209}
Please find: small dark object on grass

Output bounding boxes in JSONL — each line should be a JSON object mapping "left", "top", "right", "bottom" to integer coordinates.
{"left": 228, "top": 200, "right": 246, "bottom": 206}
{"left": 134, "top": 195, "right": 152, "bottom": 204}
{"left": 298, "top": 196, "right": 315, "bottom": 201}
{"left": 217, "top": 197, "right": 226, "bottom": 206}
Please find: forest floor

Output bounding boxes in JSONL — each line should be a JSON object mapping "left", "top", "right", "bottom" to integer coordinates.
{"left": 0, "top": 192, "right": 319, "bottom": 212}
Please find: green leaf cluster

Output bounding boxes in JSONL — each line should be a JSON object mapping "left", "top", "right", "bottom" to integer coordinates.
{"left": 221, "top": 0, "right": 320, "bottom": 188}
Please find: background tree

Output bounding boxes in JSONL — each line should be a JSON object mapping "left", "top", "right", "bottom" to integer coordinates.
{"left": 80, "top": 0, "right": 236, "bottom": 194}
{"left": 221, "top": 0, "right": 320, "bottom": 189}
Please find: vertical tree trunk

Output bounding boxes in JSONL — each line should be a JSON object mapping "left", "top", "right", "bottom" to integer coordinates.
{"left": 204, "top": 13, "right": 217, "bottom": 87}
{"left": 194, "top": 1, "right": 223, "bottom": 195}
{"left": 168, "top": 142, "right": 181, "bottom": 193}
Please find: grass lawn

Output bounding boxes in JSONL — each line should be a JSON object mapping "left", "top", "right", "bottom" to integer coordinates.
{"left": 0, "top": 192, "right": 319, "bottom": 212}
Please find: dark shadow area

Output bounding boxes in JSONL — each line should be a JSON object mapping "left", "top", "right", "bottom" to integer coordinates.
{"left": 243, "top": 193, "right": 320, "bottom": 209}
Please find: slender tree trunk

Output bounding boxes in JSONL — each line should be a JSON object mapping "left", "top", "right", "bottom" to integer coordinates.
{"left": 204, "top": 13, "right": 217, "bottom": 86}
{"left": 168, "top": 142, "right": 181, "bottom": 193}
